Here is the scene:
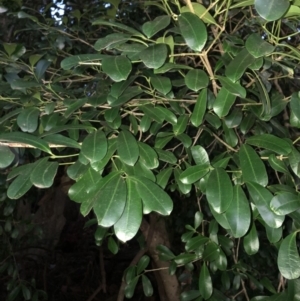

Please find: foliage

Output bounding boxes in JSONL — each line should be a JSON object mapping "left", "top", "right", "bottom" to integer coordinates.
{"left": 0, "top": 0, "right": 300, "bottom": 300}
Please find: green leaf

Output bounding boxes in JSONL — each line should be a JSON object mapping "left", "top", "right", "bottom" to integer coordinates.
{"left": 278, "top": 232, "right": 300, "bottom": 279}
{"left": 94, "top": 33, "right": 131, "bottom": 50}
{"left": 138, "top": 142, "right": 159, "bottom": 169}
{"left": 67, "top": 160, "right": 89, "bottom": 181}
{"left": 156, "top": 168, "right": 173, "bottom": 189}
{"left": 7, "top": 285, "right": 21, "bottom": 301}
{"left": 185, "top": 235, "right": 209, "bottom": 252}
{"left": 60, "top": 53, "right": 109, "bottom": 70}
{"left": 154, "top": 62, "right": 193, "bottom": 73}
{"left": 35, "top": 59, "right": 51, "bottom": 81}
{"left": 155, "top": 106, "right": 177, "bottom": 125}
{"left": 108, "top": 236, "right": 119, "bottom": 254}
{"left": 118, "top": 130, "right": 139, "bottom": 166}
{"left": 174, "top": 253, "right": 197, "bottom": 265}
{"left": 206, "top": 168, "right": 233, "bottom": 213}
{"left": 289, "top": 146, "right": 300, "bottom": 177}
{"left": 246, "top": 134, "right": 291, "bottom": 155}
{"left": 0, "top": 132, "right": 52, "bottom": 154}
{"left": 17, "top": 107, "right": 40, "bottom": 133}
{"left": 290, "top": 93, "right": 300, "bottom": 121}
{"left": 213, "top": 87, "right": 236, "bottom": 118}
{"left": 142, "top": 275, "right": 153, "bottom": 297}
{"left": 43, "top": 134, "right": 81, "bottom": 149}
{"left": 245, "top": 33, "right": 275, "bottom": 58}
{"left": 30, "top": 158, "right": 58, "bottom": 188}
{"left": 64, "top": 98, "right": 87, "bottom": 118}
{"left": 0, "top": 146, "right": 15, "bottom": 168}
{"left": 178, "top": 12, "right": 207, "bottom": 52}
{"left": 93, "top": 172, "right": 127, "bottom": 227}
{"left": 185, "top": 69, "right": 209, "bottom": 91}
{"left": 7, "top": 173, "right": 32, "bottom": 199}
{"left": 246, "top": 182, "right": 284, "bottom": 228}
{"left": 180, "top": 291, "right": 201, "bottom": 301}
{"left": 216, "top": 76, "right": 246, "bottom": 98}
{"left": 125, "top": 276, "right": 139, "bottom": 299}
{"left": 150, "top": 76, "right": 172, "bottom": 95}
{"left": 142, "top": 15, "right": 170, "bottom": 38}
{"left": 268, "top": 154, "right": 289, "bottom": 174}
{"left": 199, "top": 264, "right": 213, "bottom": 300}
{"left": 137, "top": 255, "right": 150, "bottom": 274}
{"left": 114, "top": 177, "right": 142, "bottom": 242}
{"left": 179, "top": 164, "right": 210, "bottom": 184}
{"left": 191, "top": 88, "right": 207, "bottom": 127}
{"left": 139, "top": 44, "right": 168, "bottom": 69}
{"left": 102, "top": 56, "right": 131, "bottom": 82}
{"left": 255, "top": 0, "right": 290, "bottom": 21}
{"left": 81, "top": 130, "right": 107, "bottom": 163}
{"left": 181, "top": 3, "right": 216, "bottom": 24}
{"left": 270, "top": 192, "right": 300, "bottom": 215}
{"left": 243, "top": 223, "right": 259, "bottom": 255}
{"left": 191, "top": 145, "right": 209, "bottom": 165}
{"left": 239, "top": 144, "right": 268, "bottom": 187}
{"left": 133, "top": 176, "right": 173, "bottom": 215}
{"left": 173, "top": 115, "right": 189, "bottom": 136}
{"left": 225, "top": 185, "right": 251, "bottom": 238}
{"left": 225, "top": 48, "right": 256, "bottom": 82}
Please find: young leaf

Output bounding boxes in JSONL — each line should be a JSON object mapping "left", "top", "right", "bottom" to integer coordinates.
{"left": 114, "top": 177, "right": 142, "bottom": 242}
{"left": 102, "top": 56, "right": 132, "bottom": 82}
{"left": 199, "top": 264, "right": 213, "bottom": 300}
{"left": 206, "top": 168, "right": 233, "bottom": 213}
{"left": 278, "top": 232, "right": 300, "bottom": 279}
{"left": 118, "top": 130, "right": 139, "bottom": 166}
{"left": 178, "top": 12, "right": 207, "bottom": 52}
{"left": 239, "top": 144, "right": 268, "bottom": 187}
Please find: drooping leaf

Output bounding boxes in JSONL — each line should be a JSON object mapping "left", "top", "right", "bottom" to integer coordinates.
{"left": 142, "top": 15, "right": 170, "bottom": 38}
{"left": 255, "top": 0, "right": 290, "bottom": 21}
{"left": 81, "top": 130, "right": 107, "bottom": 163}
{"left": 185, "top": 69, "right": 209, "bottom": 91}
{"left": 102, "top": 56, "right": 132, "bottom": 82}
{"left": 17, "top": 107, "right": 40, "bottom": 133}
{"left": 246, "top": 134, "right": 291, "bottom": 155}
{"left": 206, "top": 168, "right": 233, "bottom": 213}
{"left": 278, "top": 232, "right": 300, "bottom": 279}
{"left": 239, "top": 144, "right": 268, "bottom": 187}
{"left": 133, "top": 176, "right": 173, "bottom": 215}
{"left": 118, "top": 130, "right": 139, "bottom": 166}
{"left": 0, "top": 146, "right": 15, "bottom": 168}
{"left": 190, "top": 88, "right": 207, "bottom": 127}
{"left": 178, "top": 12, "right": 207, "bottom": 52}
{"left": 139, "top": 44, "right": 168, "bottom": 69}
{"left": 30, "top": 157, "right": 58, "bottom": 188}
{"left": 213, "top": 87, "right": 236, "bottom": 118}
{"left": 199, "top": 264, "right": 213, "bottom": 300}
{"left": 246, "top": 182, "right": 285, "bottom": 228}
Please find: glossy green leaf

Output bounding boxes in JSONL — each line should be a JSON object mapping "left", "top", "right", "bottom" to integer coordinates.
{"left": 290, "top": 92, "right": 300, "bottom": 121}
{"left": 81, "top": 130, "right": 107, "bottom": 163}
{"left": 268, "top": 154, "right": 289, "bottom": 174}
{"left": 185, "top": 235, "right": 209, "bottom": 252}
{"left": 43, "top": 134, "right": 81, "bottom": 149}
{"left": 255, "top": 0, "right": 290, "bottom": 21}
{"left": 216, "top": 76, "right": 246, "bottom": 98}
{"left": 133, "top": 176, "right": 173, "bottom": 215}
{"left": 246, "top": 134, "right": 291, "bottom": 155}
{"left": 191, "top": 88, "right": 207, "bottom": 127}
{"left": 114, "top": 177, "right": 142, "bottom": 242}
{"left": 179, "top": 164, "right": 210, "bottom": 184}
{"left": 118, "top": 130, "right": 139, "bottom": 166}
{"left": 138, "top": 142, "right": 159, "bottom": 169}
{"left": 35, "top": 59, "right": 51, "bottom": 81}
{"left": 191, "top": 145, "right": 209, "bottom": 165}
{"left": 199, "top": 264, "right": 213, "bottom": 300}
{"left": 265, "top": 224, "right": 282, "bottom": 243}
{"left": 174, "top": 168, "right": 192, "bottom": 194}
{"left": 289, "top": 146, "right": 300, "bottom": 177}
{"left": 245, "top": 33, "right": 275, "bottom": 58}
{"left": 181, "top": 3, "right": 216, "bottom": 24}
{"left": 278, "top": 232, "right": 300, "bottom": 279}
{"left": 102, "top": 56, "right": 131, "bottom": 82}
{"left": 17, "top": 107, "right": 40, "bottom": 133}
{"left": 64, "top": 98, "right": 87, "bottom": 118}
{"left": 225, "top": 48, "right": 256, "bottom": 82}
{"left": 243, "top": 223, "right": 259, "bottom": 255}
{"left": 178, "top": 12, "right": 207, "bottom": 52}
{"left": 154, "top": 62, "right": 193, "bottom": 73}
{"left": 0, "top": 146, "right": 15, "bottom": 168}
{"left": 125, "top": 276, "right": 139, "bottom": 299}
{"left": 150, "top": 75, "right": 172, "bottom": 95}
{"left": 30, "top": 157, "right": 58, "bottom": 188}
{"left": 137, "top": 255, "right": 150, "bottom": 274}
{"left": 225, "top": 185, "right": 251, "bottom": 238}
{"left": 140, "top": 104, "right": 164, "bottom": 123}
{"left": 156, "top": 168, "right": 173, "bottom": 189}
{"left": 0, "top": 132, "right": 52, "bottom": 155}
{"left": 155, "top": 148, "right": 177, "bottom": 164}
{"left": 139, "top": 44, "right": 167, "bottom": 69}
{"left": 185, "top": 69, "right": 209, "bottom": 91}
{"left": 247, "top": 182, "right": 284, "bottom": 228}
{"left": 108, "top": 236, "right": 118, "bottom": 254}
{"left": 239, "top": 144, "right": 268, "bottom": 186}
{"left": 93, "top": 172, "right": 127, "bottom": 227}
{"left": 173, "top": 115, "right": 189, "bottom": 136}
{"left": 94, "top": 33, "right": 131, "bottom": 50}
{"left": 270, "top": 192, "right": 300, "bottom": 215}
{"left": 203, "top": 241, "right": 220, "bottom": 261}
{"left": 180, "top": 291, "right": 201, "bottom": 301}
{"left": 7, "top": 173, "right": 32, "bottom": 199}
{"left": 142, "top": 15, "right": 170, "bottom": 38}
{"left": 206, "top": 168, "right": 233, "bottom": 213}
{"left": 174, "top": 253, "right": 197, "bottom": 265}
{"left": 155, "top": 106, "right": 177, "bottom": 125}
{"left": 67, "top": 160, "right": 89, "bottom": 181}
{"left": 61, "top": 53, "right": 109, "bottom": 70}
{"left": 157, "top": 245, "right": 175, "bottom": 260}
{"left": 213, "top": 87, "right": 236, "bottom": 118}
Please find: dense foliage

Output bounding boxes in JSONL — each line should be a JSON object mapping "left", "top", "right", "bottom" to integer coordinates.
{"left": 1, "top": 0, "right": 300, "bottom": 300}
